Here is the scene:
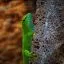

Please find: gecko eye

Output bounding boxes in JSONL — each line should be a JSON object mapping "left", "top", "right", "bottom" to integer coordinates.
{"left": 22, "top": 16, "right": 27, "bottom": 22}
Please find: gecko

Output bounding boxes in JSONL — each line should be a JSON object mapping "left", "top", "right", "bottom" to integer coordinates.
{"left": 21, "top": 13, "right": 37, "bottom": 64}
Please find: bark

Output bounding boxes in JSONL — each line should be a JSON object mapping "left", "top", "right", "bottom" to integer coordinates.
{"left": 33, "top": 0, "right": 64, "bottom": 64}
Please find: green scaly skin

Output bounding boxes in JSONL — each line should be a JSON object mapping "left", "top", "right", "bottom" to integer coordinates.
{"left": 22, "top": 13, "right": 34, "bottom": 64}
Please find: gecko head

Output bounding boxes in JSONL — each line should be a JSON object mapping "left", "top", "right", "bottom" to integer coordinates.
{"left": 22, "top": 13, "right": 34, "bottom": 31}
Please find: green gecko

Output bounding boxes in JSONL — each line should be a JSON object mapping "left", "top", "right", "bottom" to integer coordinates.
{"left": 21, "top": 13, "right": 37, "bottom": 64}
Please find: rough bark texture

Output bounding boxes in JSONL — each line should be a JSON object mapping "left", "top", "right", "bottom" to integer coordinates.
{"left": 33, "top": 0, "right": 64, "bottom": 64}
